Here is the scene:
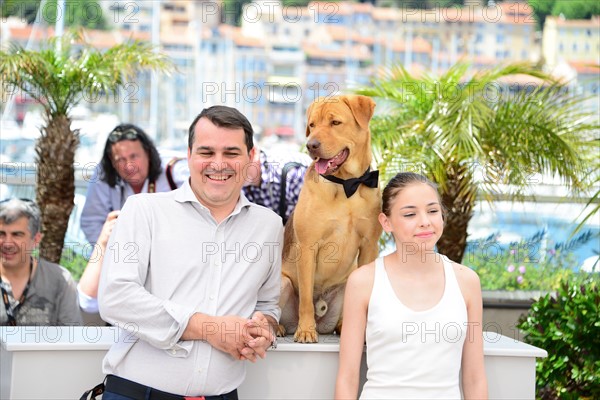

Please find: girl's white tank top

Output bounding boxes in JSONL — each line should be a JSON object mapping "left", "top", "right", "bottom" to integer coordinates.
{"left": 360, "top": 255, "right": 468, "bottom": 400}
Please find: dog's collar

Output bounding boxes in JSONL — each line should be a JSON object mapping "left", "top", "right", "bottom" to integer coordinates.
{"left": 321, "top": 168, "right": 379, "bottom": 198}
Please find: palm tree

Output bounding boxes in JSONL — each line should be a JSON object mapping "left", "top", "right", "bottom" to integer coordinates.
{"left": 0, "top": 30, "right": 173, "bottom": 262}
{"left": 573, "top": 156, "right": 600, "bottom": 236}
{"left": 358, "top": 63, "right": 598, "bottom": 262}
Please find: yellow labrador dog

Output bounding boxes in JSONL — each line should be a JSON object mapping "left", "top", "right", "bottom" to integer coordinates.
{"left": 279, "top": 95, "right": 382, "bottom": 343}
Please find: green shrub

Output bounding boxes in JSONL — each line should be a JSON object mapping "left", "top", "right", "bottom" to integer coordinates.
{"left": 463, "top": 230, "right": 598, "bottom": 291}
{"left": 60, "top": 247, "right": 88, "bottom": 282}
{"left": 517, "top": 278, "right": 600, "bottom": 399}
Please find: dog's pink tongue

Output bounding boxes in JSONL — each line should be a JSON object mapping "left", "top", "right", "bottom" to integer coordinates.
{"left": 316, "top": 158, "right": 330, "bottom": 174}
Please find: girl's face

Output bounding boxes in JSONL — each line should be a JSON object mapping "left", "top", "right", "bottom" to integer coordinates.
{"left": 378, "top": 182, "right": 444, "bottom": 253}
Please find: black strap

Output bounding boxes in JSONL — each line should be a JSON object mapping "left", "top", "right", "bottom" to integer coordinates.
{"left": 0, "top": 257, "right": 33, "bottom": 326}
{"left": 279, "top": 162, "right": 304, "bottom": 225}
{"left": 166, "top": 157, "right": 186, "bottom": 190}
{"left": 79, "top": 381, "right": 105, "bottom": 400}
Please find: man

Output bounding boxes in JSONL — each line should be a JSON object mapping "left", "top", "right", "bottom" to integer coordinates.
{"left": 80, "top": 123, "right": 188, "bottom": 244}
{"left": 243, "top": 146, "right": 311, "bottom": 225}
{"left": 97, "top": 106, "right": 283, "bottom": 399}
{"left": 0, "top": 198, "right": 82, "bottom": 326}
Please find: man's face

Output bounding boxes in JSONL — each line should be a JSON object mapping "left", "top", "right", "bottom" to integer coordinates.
{"left": 0, "top": 216, "right": 40, "bottom": 270}
{"left": 187, "top": 118, "right": 254, "bottom": 212}
{"left": 110, "top": 140, "right": 150, "bottom": 189}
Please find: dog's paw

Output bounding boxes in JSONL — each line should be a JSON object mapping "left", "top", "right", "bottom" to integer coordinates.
{"left": 294, "top": 327, "right": 319, "bottom": 343}
{"left": 276, "top": 324, "right": 286, "bottom": 337}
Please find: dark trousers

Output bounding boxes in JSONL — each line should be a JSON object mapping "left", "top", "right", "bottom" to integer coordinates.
{"left": 103, "top": 375, "right": 239, "bottom": 400}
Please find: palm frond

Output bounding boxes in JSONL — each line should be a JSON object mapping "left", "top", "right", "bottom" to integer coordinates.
{"left": 0, "top": 28, "right": 175, "bottom": 263}
{"left": 358, "top": 61, "right": 597, "bottom": 262}
{"left": 0, "top": 29, "right": 173, "bottom": 117}
{"left": 482, "top": 84, "right": 599, "bottom": 194}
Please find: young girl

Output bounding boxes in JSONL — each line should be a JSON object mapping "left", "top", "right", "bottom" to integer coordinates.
{"left": 335, "top": 172, "right": 488, "bottom": 399}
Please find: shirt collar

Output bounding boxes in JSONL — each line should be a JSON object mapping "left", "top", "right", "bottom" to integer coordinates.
{"left": 175, "top": 178, "right": 252, "bottom": 217}
{"left": 174, "top": 178, "right": 198, "bottom": 204}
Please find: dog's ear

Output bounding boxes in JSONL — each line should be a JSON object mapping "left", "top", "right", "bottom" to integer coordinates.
{"left": 305, "top": 97, "right": 319, "bottom": 137}
{"left": 342, "top": 95, "right": 376, "bottom": 130}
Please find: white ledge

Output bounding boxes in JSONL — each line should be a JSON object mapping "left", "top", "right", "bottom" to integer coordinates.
{"left": 1, "top": 327, "right": 547, "bottom": 357}
{"left": 1, "top": 327, "right": 547, "bottom": 400}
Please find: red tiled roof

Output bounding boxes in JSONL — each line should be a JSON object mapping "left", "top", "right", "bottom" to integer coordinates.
{"left": 234, "top": 34, "right": 263, "bottom": 47}
{"left": 372, "top": 7, "right": 399, "bottom": 21}
{"left": 350, "top": 3, "right": 373, "bottom": 14}
{"left": 83, "top": 30, "right": 120, "bottom": 48}
{"left": 569, "top": 62, "right": 600, "bottom": 75}
{"left": 218, "top": 25, "right": 263, "bottom": 47}
{"left": 9, "top": 26, "right": 54, "bottom": 41}
{"left": 303, "top": 43, "right": 371, "bottom": 61}
{"left": 8, "top": 25, "right": 152, "bottom": 48}
{"left": 387, "top": 37, "right": 432, "bottom": 53}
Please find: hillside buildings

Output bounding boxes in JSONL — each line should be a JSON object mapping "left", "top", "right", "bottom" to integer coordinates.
{"left": 1, "top": 1, "right": 598, "bottom": 144}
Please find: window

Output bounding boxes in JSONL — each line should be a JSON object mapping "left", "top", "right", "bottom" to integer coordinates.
{"left": 274, "top": 65, "right": 295, "bottom": 76}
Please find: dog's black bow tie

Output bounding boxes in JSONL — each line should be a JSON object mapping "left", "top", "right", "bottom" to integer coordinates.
{"left": 321, "top": 168, "right": 379, "bottom": 198}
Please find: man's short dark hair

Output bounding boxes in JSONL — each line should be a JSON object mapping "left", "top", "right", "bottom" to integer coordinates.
{"left": 101, "top": 123, "right": 163, "bottom": 187}
{"left": 188, "top": 106, "right": 254, "bottom": 152}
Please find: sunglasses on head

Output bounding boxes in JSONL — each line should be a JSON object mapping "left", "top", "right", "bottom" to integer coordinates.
{"left": 108, "top": 128, "right": 139, "bottom": 143}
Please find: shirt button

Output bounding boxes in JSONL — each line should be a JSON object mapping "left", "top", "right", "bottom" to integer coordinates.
{"left": 209, "top": 295, "right": 215, "bottom": 300}
{"left": 171, "top": 349, "right": 177, "bottom": 355}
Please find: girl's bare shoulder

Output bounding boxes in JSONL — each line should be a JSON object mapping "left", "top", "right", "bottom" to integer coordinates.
{"left": 450, "top": 259, "right": 482, "bottom": 293}
{"left": 347, "top": 260, "right": 377, "bottom": 290}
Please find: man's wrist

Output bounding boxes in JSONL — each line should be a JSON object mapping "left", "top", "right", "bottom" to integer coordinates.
{"left": 183, "top": 312, "right": 210, "bottom": 341}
